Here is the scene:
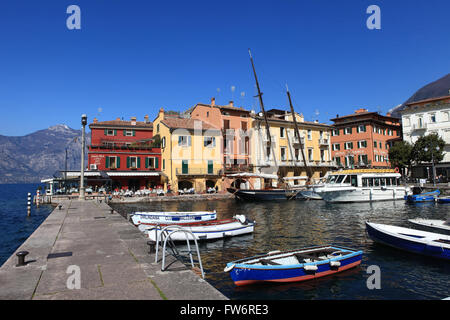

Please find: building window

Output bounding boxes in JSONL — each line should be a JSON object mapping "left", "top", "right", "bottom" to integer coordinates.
{"left": 162, "top": 159, "right": 165, "bottom": 170}
{"left": 320, "top": 149, "right": 325, "bottom": 162}
{"left": 344, "top": 127, "right": 352, "bottom": 135}
{"left": 357, "top": 125, "right": 366, "bottom": 133}
{"left": 307, "top": 148, "right": 313, "bottom": 162}
{"left": 127, "top": 156, "right": 140, "bottom": 169}
{"left": 307, "top": 129, "right": 312, "bottom": 140}
{"left": 105, "top": 156, "right": 120, "bottom": 169}
{"left": 145, "top": 157, "right": 158, "bottom": 169}
{"left": 332, "top": 143, "right": 340, "bottom": 151}
{"left": 105, "top": 129, "right": 116, "bottom": 136}
{"left": 332, "top": 129, "right": 339, "bottom": 136}
{"left": 204, "top": 136, "right": 216, "bottom": 147}
{"left": 124, "top": 130, "right": 135, "bottom": 137}
{"left": 345, "top": 142, "right": 353, "bottom": 150}
{"left": 358, "top": 140, "right": 367, "bottom": 148}
{"left": 161, "top": 136, "right": 166, "bottom": 148}
{"left": 280, "top": 127, "right": 285, "bottom": 138}
{"left": 294, "top": 148, "right": 300, "bottom": 161}
{"left": 430, "top": 114, "right": 436, "bottom": 123}
{"left": 178, "top": 135, "right": 191, "bottom": 147}
{"left": 334, "top": 157, "right": 341, "bottom": 166}
{"left": 280, "top": 147, "right": 287, "bottom": 161}
{"left": 358, "top": 154, "right": 368, "bottom": 165}
{"left": 156, "top": 124, "right": 160, "bottom": 133}
{"left": 373, "top": 141, "right": 377, "bottom": 148}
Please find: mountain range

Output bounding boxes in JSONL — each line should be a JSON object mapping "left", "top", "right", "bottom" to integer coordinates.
{"left": 0, "top": 125, "right": 89, "bottom": 184}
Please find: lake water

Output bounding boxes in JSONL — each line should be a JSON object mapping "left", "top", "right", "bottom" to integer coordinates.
{"left": 0, "top": 184, "right": 53, "bottom": 266}
{"left": 111, "top": 198, "right": 450, "bottom": 300}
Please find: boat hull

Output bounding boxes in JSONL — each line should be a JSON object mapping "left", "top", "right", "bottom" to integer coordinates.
{"left": 366, "top": 222, "right": 450, "bottom": 260}
{"left": 318, "top": 187, "right": 409, "bottom": 203}
{"left": 146, "top": 219, "right": 255, "bottom": 241}
{"left": 226, "top": 246, "right": 363, "bottom": 286}
{"left": 408, "top": 219, "right": 450, "bottom": 232}
{"left": 405, "top": 190, "right": 440, "bottom": 203}
{"left": 131, "top": 211, "right": 216, "bottom": 226}
{"left": 227, "top": 188, "right": 295, "bottom": 201}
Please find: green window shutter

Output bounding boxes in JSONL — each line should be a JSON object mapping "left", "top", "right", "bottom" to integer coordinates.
{"left": 133, "top": 130, "right": 136, "bottom": 137}
{"left": 145, "top": 157, "right": 148, "bottom": 168}
{"left": 105, "top": 156, "right": 110, "bottom": 168}
{"left": 137, "top": 157, "right": 141, "bottom": 168}
{"left": 114, "top": 130, "right": 117, "bottom": 136}
{"left": 155, "top": 157, "right": 159, "bottom": 169}
{"left": 116, "top": 157, "right": 120, "bottom": 168}
{"left": 126, "top": 157, "right": 130, "bottom": 168}
{"left": 123, "top": 130, "right": 126, "bottom": 136}
{"left": 104, "top": 129, "right": 108, "bottom": 136}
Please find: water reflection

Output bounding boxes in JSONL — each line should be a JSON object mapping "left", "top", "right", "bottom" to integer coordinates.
{"left": 111, "top": 198, "right": 450, "bottom": 300}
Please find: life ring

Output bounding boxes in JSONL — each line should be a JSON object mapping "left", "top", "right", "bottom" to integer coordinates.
{"left": 395, "top": 167, "right": 399, "bottom": 173}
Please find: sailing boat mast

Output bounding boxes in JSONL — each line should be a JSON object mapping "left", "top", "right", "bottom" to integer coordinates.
{"left": 248, "top": 49, "right": 273, "bottom": 157}
{"left": 286, "top": 85, "right": 313, "bottom": 179}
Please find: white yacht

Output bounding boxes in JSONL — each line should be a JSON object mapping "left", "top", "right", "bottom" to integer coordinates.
{"left": 315, "top": 169, "right": 412, "bottom": 203}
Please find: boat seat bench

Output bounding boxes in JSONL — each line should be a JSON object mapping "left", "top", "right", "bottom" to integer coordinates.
{"left": 259, "top": 259, "right": 281, "bottom": 266}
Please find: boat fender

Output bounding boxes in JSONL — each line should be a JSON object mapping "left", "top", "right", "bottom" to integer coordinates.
{"left": 330, "top": 261, "right": 341, "bottom": 268}
{"left": 224, "top": 264, "right": 235, "bottom": 272}
{"left": 304, "top": 264, "right": 318, "bottom": 272}
{"left": 235, "top": 215, "right": 247, "bottom": 224}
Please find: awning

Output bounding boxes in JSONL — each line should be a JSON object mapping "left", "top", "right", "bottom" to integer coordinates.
{"left": 106, "top": 171, "right": 164, "bottom": 177}
{"left": 283, "top": 176, "right": 308, "bottom": 180}
{"left": 227, "top": 172, "right": 278, "bottom": 179}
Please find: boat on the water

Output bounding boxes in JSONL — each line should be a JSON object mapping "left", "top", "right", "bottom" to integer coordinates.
{"left": 145, "top": 215, "right": 255, "bottom": 241}
{"left": 227, "top": 187, "right": 298, "bottom": 201}
{"left": 437, "top": 196, "right": 450, "bottom": 203}
{"left": 224, "top": 245, "right": 363, "bottom": 286}
{"left": 299, "top": 184, "right": 324, "bottom": 200}
{"left": 408, "top": 218, "right": 450, "bottom": 232}
{"left": 365, "top": 221, "right": 450, "bottom": 260}
{"left": 315, "top": 169, "right": 412, "bottom": 203}
{"left": 131, "top": 211, "right": 217, "bottom": 226}
{"left": 405, "top": 189, "right": 440, "bottom": 203}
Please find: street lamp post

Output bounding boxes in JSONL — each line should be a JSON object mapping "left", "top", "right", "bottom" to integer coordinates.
{"left": 424, "top": 146, "right": 440, "bottom": 186}
{"left": 79, "top": 114, "right": 87, "bottom": 200}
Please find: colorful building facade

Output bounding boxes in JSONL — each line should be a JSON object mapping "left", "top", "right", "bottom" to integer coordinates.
{"left": 152, "top": 108, "right": 223, "bottom": 193}
{"left": 330, "top": 109, "right": 402, "bottom": 169}
{"left": 87, "top": 116, "right": 163, "bottom": 190}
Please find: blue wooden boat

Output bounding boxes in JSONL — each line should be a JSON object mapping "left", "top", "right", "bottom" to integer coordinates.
{"left": 224, "top": 245, "right": 363, "bottom": 286}
{"left": 404, "top": 189, "right": 440, "bottom": 202}
{"left": 366, "top": 221, "right": 450, "bottom": 260}
{"left": 437, "top": 196, "right": 450, "bottom": 204}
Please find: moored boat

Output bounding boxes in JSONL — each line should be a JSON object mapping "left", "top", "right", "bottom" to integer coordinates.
{"left": 437, "top": 196, "right": 450, "bottom": 203}
{"left": 405, "top": 190, "right": 440, "bottom": 203}
{"left": 131, "top": 211, "right": 217, "bottom": 226}
{"left": 408, "top": 218, "right": 450, "bottom": 232}
{"left": 365, "top": 221, "right": 450, "bottom": 260}
{"left": 224, "top": 245, "right": 363, "bottom": 286}
{"left": 227, "top": 187, "right": 298, "bottom": 201}
{"left": 315, "top": 169, "right": 411, "bottom": 203}
{"left": 145, "top": 215, "right": 255, "bottom": 241}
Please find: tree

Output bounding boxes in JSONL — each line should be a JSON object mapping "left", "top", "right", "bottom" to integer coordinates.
{"left": 411, "top": 133, "right": 445, "bottom": 163}
{"left": 388, "top": 141, "right": 413, "bottom": 173}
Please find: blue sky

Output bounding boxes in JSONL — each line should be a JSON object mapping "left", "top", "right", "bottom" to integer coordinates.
{"left": 1, "top": 0, "right": 449, "bottom": 136}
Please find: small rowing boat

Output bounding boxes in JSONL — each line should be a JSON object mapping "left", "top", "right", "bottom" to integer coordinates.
{"left": 437, "top": 196, "right": 450, "bottom": 204}
{"left": 131, "top": 211, "right": 217, "bottom": 226}
{"left": 224, "top": 245, "right": 363, "bottom": 286}
{"left": 365, "top": 221, "right": 450, "bottom": 260}
{"left": 145, "top": 215, "right": 255, "bottom": 241}
{"left": 408, "top": 218, "right": 450, "bottom": 232}
{"left": 404, "top": 189, "right": 440, "bottom": 203}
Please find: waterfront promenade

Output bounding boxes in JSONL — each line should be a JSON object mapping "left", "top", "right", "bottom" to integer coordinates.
{"left": 0, "top": 199, "right": 227, "bottom": 300}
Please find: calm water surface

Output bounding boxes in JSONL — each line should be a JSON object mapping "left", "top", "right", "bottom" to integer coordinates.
{"left": 0, "top": 184, "right": 53, "bottom": 266}
{"left": 111, "top": 198, "right": 450, "bottom": 300}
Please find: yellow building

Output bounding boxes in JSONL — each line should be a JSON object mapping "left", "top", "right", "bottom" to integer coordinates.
{"left": 250, "top": 109, "right": 336, "bottom": 187}
{"left": 152, "top": 108, "right": 223, "bottom": 193}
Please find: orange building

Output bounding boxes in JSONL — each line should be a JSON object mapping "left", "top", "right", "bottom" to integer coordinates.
{"left": 330, "top": 109, "right": 402, "bottom": 168}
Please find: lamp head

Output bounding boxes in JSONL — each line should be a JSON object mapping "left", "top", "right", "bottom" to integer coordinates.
{"left": 81, "top": 114, "right": 87, "bottom": 126}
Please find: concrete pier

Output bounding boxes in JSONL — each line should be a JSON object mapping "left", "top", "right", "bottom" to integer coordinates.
{"left": 0, "top": 200, "right": 227, "bottom": 300}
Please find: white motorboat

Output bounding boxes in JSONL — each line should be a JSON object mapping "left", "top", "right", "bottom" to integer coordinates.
{"left": 132, "top": 211, "right": 217, "bottom": 227}
{"left": 408, "top": 218, "right": 450, "bottom": 232}
{"left": 145, "top": 215, "right": 254, "bottom": 241}
{"left": 315, "top": 169, "right": 412, "bottom": 203}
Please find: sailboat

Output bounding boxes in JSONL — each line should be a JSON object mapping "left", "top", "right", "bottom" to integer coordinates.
{"left": 227, "top": 50, "right": 302, "bottom": 201}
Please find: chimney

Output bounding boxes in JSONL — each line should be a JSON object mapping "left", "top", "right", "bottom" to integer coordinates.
{"left": 144, "top": 115, "right": 149, "bottom": 123}
{"left": 355, "top": 108, "right": 368, "bottom": 114}
{"left": 159, "top": 107, "right": 165, "bottom": 120}
{"left": 93, "top": 118, "right": 98, "bottom": 123}
{"left": 229, "top": 101, "right": 234, "bottom": 107}
{"left": 386, "top": 112, "right": 391, "bottom": 117}
{"left": 131, "top": 116, "right": 137, "bottom": 125}
{"left": 211, "top": 97, "right": 215, "bottom": 106}
{"left": 116, "top": 117, "right": 121, "bottom": 121}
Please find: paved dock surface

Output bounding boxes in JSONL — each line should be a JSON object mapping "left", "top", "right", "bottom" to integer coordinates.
{"left": 0, "top": 199, "right": 227, "bottom": 300}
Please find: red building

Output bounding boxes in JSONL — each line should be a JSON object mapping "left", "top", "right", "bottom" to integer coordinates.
{"left": 87, "top": 116, "right": 163, "bottom": 191}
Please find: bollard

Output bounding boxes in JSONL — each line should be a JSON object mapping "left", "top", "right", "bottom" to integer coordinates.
{"left": 110, "top": 208, "right": 114, "bottom": 214}
{"left": 16, "top": 251, "right": 29, "bottom": 267}
{"left": 27, "top": 193, "right": 31, "bottom": 217}
{"left": 147, "top": 240, "right": 156, "bottom": 254}
{"left": 58, "top": 204, "right": 63, "bottom": 210}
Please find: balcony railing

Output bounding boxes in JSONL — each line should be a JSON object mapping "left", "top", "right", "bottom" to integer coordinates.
{"left": 411, "top": 123, "right": 427, "bottom": 131}
{"left": 176, "top": 167, "right": 222, "bottom": 176}
{"left": 223, "top": 164, "right": 254, "bottom": 173}
{"left": 318, "top": 138, "right": 329, "bottom": 146}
